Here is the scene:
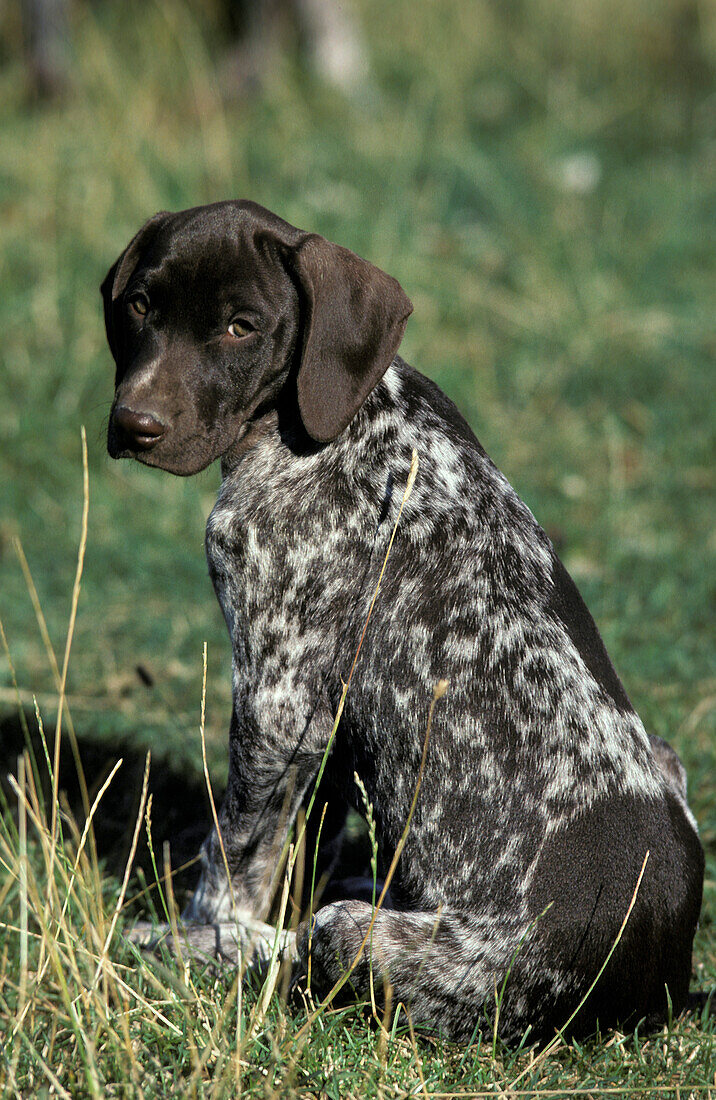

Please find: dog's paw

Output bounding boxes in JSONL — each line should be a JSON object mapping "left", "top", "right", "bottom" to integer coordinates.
{"left": 127, "top": 916, "right": 299, "bottom": 971}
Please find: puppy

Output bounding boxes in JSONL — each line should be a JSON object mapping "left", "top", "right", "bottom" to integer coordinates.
{"left": 103, "top": 200, "right": 703, "bottom": 1042}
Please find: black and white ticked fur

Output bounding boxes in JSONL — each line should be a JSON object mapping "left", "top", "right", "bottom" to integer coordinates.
{"left": 103, "top": 201, "right": 703, "bottom": 1043}
{"left": 197, "top": 359, "right": 701, "bottom": 1039}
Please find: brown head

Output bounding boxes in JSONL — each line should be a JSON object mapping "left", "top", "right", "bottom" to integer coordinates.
{"left": 102, "top": 200, "right": 413, "bottom": 475}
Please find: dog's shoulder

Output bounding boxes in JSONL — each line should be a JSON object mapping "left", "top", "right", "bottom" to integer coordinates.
{"left": 352, "top": 358, "right": 550, "bottom": 546}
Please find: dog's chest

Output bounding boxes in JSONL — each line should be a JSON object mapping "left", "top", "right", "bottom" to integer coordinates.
{"left": 205, "top": 447, "right": 375, "bottom": 681}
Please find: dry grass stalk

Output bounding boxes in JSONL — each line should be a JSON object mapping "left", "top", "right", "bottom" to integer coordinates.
{"left": 48, "top": 427, "right": 89, "bottom": 902}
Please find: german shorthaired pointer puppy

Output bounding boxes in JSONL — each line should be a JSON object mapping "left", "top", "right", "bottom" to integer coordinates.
{"left": 102, "top": 200, "right": 703, "bottom": 1043}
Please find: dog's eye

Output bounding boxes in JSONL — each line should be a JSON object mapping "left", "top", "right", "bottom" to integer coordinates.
{"left": 228, "top": 319, "right": 255, "bottom": 339}
{"left": 128, "top": 294, "right": 149, "bottom": 317}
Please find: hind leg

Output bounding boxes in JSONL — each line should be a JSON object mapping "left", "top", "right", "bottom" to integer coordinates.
{"left": 297, "top": 900, "right": 528, "bottom": 1042}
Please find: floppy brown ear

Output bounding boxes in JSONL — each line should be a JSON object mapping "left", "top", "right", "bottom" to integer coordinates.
{"left": 292, "top": 235, "right": 413, "bottom": 442}
{"left": 100, "top": 211, "right": 172, "bottom": 362}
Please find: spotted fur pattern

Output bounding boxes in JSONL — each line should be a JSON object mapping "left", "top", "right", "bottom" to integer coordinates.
{"left": 189, "top": 357, "right": 703, "bottom": 1042}
{"left": 102, "top": 202, "right": 703, "bottom": 1042}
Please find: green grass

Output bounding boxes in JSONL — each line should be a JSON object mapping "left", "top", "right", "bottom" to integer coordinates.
{"left": 1, "top": 0, "right": 715, "bottom": 1094}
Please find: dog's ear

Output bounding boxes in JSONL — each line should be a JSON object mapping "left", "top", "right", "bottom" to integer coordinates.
{"left": 101, "top": 211, "right": 172, "bottom": 362}
{"left": 291, "top": 235, "right": 413, "bottom": 442}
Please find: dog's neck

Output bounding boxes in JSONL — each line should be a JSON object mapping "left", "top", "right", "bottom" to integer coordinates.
{"left": 220, "top": 409, "right": 279, "bottom": 477}
{"left": 220, "top": 381, "right": 334, "bottom": 479}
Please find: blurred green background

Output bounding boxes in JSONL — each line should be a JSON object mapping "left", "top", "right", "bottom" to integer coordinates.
{"left": 0, "top": 0, "right": 714, "bottom": 947}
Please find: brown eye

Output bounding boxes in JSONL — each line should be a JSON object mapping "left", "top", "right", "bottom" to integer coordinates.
{"left": 129, "top": 294, "right": 149, "bottom": 317}
{"left": 228, "top": 319, "right": 255, "bottom": 339}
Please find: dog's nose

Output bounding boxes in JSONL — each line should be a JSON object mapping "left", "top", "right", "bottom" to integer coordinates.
{"left": 112, "top": 406, "right": 166, "bottom": 450}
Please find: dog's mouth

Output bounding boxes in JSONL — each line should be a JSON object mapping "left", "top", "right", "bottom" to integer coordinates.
{"left": 108, "top": 415, "right": 223, "bottom": 478}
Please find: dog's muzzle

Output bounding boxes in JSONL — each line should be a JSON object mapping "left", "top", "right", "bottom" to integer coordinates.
{"left": 111, "top": 405, "right": 166, "bottom": 453}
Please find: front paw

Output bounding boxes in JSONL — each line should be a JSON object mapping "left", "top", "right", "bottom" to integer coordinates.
{"left": 128, "top": 917, "right": 299, "bottom": 970}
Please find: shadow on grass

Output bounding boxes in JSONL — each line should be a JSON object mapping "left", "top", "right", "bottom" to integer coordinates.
{"left": 0, "top": 709, "right": 217, "bottom": 911}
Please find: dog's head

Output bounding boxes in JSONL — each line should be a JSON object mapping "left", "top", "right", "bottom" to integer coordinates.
{"left": 102, "top": 200, "right": 412, "bottom": 475}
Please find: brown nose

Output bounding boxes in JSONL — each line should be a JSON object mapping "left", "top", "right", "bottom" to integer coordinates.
{"left": 112, "top": 406, "right": 166, "bottom": 450}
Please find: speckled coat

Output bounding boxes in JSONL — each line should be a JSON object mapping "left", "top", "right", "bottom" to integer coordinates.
{"left": 103, "top": 201, "right": 703, "bottom": 1043}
